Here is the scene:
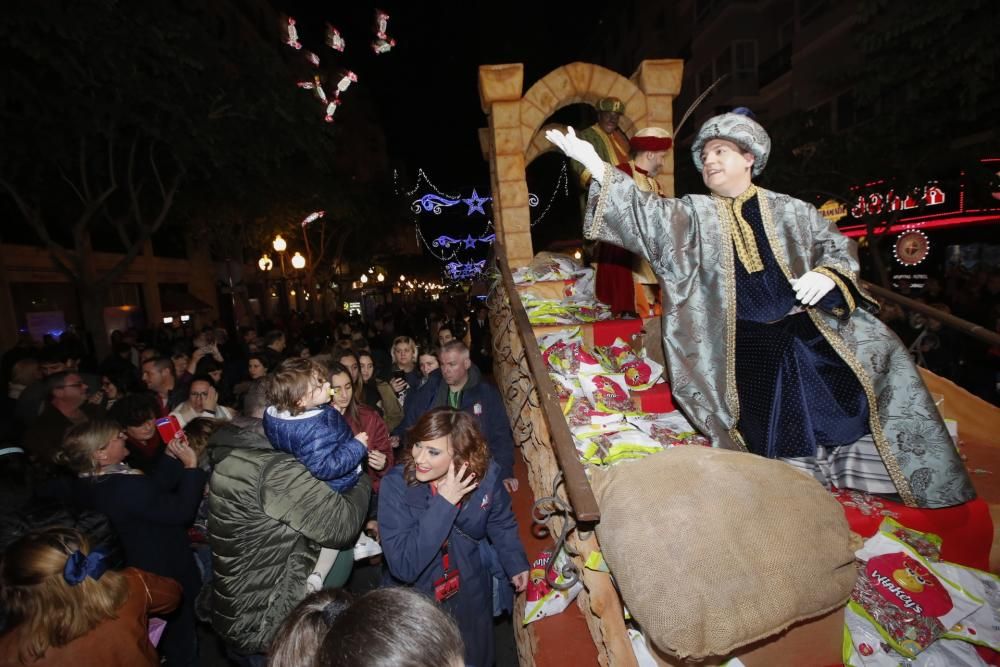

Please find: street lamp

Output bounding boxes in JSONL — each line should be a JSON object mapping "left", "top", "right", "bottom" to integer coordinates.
{"left": 377, "top": 272, "right": 385, "bottom": 282}
{"left": 272, "top": 234, "right": 287, "bottom": 253}
{"left": 258, "top": 254, "right": 273, "bottom": 272}
{"left": 360, "top": 274, "right": 369, "bottom": 284}
{"left": 291, "top": 252, "right": 306, "bottom": 270}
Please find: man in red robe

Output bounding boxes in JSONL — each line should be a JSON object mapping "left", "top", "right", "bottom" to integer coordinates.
{"left": 595, "top": 127, "right": 673, "bottom": 317}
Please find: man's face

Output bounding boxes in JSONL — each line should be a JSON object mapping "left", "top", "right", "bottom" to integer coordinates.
{"left": 438, "top": 328, "right": 454, "bottom": 346}
{"left": 40, "top": 361, "right": 66, "bottom": 377}
{"left": 598, "top": 111, "right": 621, "bottom": 134}
{"left": 638, "top": 150, "right": 667, "bottom": 177}
{"left": 700, "top": 139, "right": 754, "bottom": 197}
{"left": 141, "top": 363, "right": 167, "bottom": 392}
{"left": 439, "top": 349, "right": 470, "bottom": 388}
{"left": 189, "top": 380, "right": 212, "bottom": 413}
{"left": 53, "top": 374, "right": 87, "bottom": 407}
{"left": 272, "top": 335, "right": 286, "bottom": 352}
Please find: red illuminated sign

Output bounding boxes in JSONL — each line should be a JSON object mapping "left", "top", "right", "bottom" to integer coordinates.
{"left": 850, "top": 184, "right": 945, "bottom": 218}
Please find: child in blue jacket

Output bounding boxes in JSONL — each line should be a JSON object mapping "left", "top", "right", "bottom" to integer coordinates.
{"left": 263, "top": 357, "right": 369, "bottom": 592}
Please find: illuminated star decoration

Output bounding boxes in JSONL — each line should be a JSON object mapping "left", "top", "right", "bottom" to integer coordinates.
{"left": 462, "top": 189, "right": 490, "bottom": 216}
{"left": 301, "top": 211, "right": 325, "bottom": 227}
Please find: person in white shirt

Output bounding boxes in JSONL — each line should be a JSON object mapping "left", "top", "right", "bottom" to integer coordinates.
{"left": 171, "top": 375, "right": 235, "bottom": 427}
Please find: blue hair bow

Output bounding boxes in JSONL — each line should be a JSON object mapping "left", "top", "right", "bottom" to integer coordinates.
{"left": 63, "top": 549, "right": 109, "bottom": 586}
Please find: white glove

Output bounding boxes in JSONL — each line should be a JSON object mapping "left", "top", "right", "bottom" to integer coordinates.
{"left": 790, "top": 271, "right": 836, "bottom": 306}
{"left": 545, "top": 126, "right": 607, "bottom": 184}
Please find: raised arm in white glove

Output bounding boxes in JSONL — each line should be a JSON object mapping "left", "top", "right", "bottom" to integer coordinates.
{"left": 790, "top": 271, "right": 836, "bottom": 306}
{"left": 545, "top": 127, "right": 607, "bottom": 184}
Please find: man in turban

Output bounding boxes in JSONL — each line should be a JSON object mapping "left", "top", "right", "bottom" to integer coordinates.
{"left": 546, "top": 112, "right": 974, "bottom": 509}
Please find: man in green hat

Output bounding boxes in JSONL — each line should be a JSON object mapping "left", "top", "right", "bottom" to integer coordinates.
{"left": 571, "top": 97, "right": 630, "bottom": 188}
{"left": 546, "top": 112, "right": 974, "bottom": 510}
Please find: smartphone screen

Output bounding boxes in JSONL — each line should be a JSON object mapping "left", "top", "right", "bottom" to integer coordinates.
{"left": 155, "top": 415, "right": 183, "bottom": 443}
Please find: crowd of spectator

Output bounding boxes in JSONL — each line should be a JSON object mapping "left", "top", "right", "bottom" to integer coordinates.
{"left": 0, "top": 298, "right": 532, "bottom": 667}
{"left": 876, "top": 269, "right": 999, "bottom": 405}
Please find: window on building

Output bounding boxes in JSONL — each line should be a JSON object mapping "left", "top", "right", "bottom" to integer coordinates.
{"left": 799, "top": 0, "right": 830, "bottom": 27}
{"left": 835, "top": 90, "right": 874, "bottom": 131}
{"left": 696, "top": 65, "right": 714, "bottom": 95}
{"left": 777, "top": 20, "right": 794, "bottom": 48}
{"left": 695, "top": 0, "right": 713, "bottom": 23}
{"left": 715, "top": 46, "right": 732, "bottom": 78}
{"left": 732, "top": 40, "right": 757, "bottom": 76}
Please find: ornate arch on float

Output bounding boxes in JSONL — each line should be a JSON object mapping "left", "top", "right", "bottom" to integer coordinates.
{"left": 477, "top": 59, "right": 684, "bottom": 267}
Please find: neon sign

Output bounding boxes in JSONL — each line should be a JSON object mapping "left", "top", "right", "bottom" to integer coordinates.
{"left": 850, "top": 183, "right": 945, "bottom": 218}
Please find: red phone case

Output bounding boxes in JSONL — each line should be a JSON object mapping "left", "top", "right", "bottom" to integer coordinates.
{"left": 155, "top": 415, "right": 183, "bottom": 443}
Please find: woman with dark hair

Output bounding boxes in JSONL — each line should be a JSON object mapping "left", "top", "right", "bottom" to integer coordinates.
{"left": 357, "top": 351, "right": 402, "bottom": 432}
{"left": 56, "top": 419, "right": 207, "bottom": 667}
{"left": 328, "top": 363, "right": 393, "bottom": 493}
{"left": 417, "top": 347, "right": 440, "bottom": 388}
{"left": 0, "top": 526, "right": 181, "bottom": 666}
{"left": 378, "top": 407, "right": 529, "bottom": 667}
{"left": 233, "top": 353, "right": 270, "bottom": 412}
{"left": 328, "top": 364, "right": 393, "bottom": 558}
{"left": 91, "top": 372, "right": 130, "bottom": 412}
{"left": 316, "top": 588, "right": 466, "bottom": 667}
{"left": 109, "top": 394, "right": 167, "bottom": 475}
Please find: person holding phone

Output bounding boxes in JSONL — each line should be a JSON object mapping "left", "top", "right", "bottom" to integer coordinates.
{"left": 378, "top": 408, "right": 529, "bottom": 667}
{"left": 388, "top": 337, "right": 421, "bottom": 403}
{"left": 54, "top": 418, "right": 207, "bottom": 666}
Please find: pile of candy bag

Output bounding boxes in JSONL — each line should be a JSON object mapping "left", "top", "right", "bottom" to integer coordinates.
{"left": 844, "top": 518, "right": 1000, "bottom": 666}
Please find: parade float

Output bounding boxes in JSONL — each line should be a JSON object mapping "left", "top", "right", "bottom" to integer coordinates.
{"left": 478, "top": 59, "right": 1000, "bottom": 666}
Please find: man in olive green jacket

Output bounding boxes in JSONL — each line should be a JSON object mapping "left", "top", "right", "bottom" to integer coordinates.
{"left": 207, "top": 421, "right": 370, "bottom": 657}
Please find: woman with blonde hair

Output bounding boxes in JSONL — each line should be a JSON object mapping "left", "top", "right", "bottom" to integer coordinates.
{"left": 0, "top": 526, "right": 180, "bottom": 666}
{"left": 57, "top": 418, "right": 207, "bottom": 666}
{"left": 378, "top": 407, "right": 529, "bottom": 667}
{"left": 388, "top": 336, "right": 420, "bottom": 404}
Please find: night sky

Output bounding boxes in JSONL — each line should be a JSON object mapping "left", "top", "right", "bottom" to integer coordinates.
{"left": 275, "top": 1, "right": 620, "bottom": 189}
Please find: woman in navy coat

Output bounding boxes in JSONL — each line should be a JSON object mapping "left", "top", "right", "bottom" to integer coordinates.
{"left": 379, "top": 407, "right": 529, "bottom": 667}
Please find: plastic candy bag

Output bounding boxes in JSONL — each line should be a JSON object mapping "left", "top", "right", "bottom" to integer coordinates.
{"left": 851, "top": 531, "right": 983, "bottom": 657}
{"left": 844, "top": 605, "right": 987, "bottom": 667}
{"left": 523, "top": 548, "right": 583, "bottom": 625}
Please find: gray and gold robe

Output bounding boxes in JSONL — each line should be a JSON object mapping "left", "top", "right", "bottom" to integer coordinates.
{"left": 585, "top": 165, "right": 974, "bottom": 508}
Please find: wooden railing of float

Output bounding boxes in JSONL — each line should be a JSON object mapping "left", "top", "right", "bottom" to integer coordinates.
{"left": 487, "top": 244, "right": 600, "bottom": 522}
{"left": 488, "top": 243, "right": 640, "bottom": 667}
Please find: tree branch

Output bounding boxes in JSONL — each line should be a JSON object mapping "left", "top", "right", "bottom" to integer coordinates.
{"left": 0, "top": 177, "right": 79, "bottom": 282}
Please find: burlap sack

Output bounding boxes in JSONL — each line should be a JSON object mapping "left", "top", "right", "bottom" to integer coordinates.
{"left": 591, "top": 446, "right": 857, "bottom": 660}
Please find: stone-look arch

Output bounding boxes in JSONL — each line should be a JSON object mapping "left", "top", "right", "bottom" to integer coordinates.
{"left": 478, "top": 59, "right": 684, "bottom": 267}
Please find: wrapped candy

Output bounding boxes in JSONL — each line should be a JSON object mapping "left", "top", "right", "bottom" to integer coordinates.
{"left": 333, "top": 70, "right": 357, "bottom": 96}
{"left": 301, "top": 211, "right": 325, "bottom": 227}
{"left": 371, "top": 37, "right": 396, "bottom": 54}
{"left": 325, "top": 23, "right": 345, "bottom": 51}
{"left": 323, "top": 99, "right": 341, "bottom": 123}
{"left": 303, "top": 50, "right": 320, "bottom": 67}
{"left": 283, "top": 17, "right": 302, "bottom": 50}
{"left": 374, "top": 9, "right": 390, "bottom": 39}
